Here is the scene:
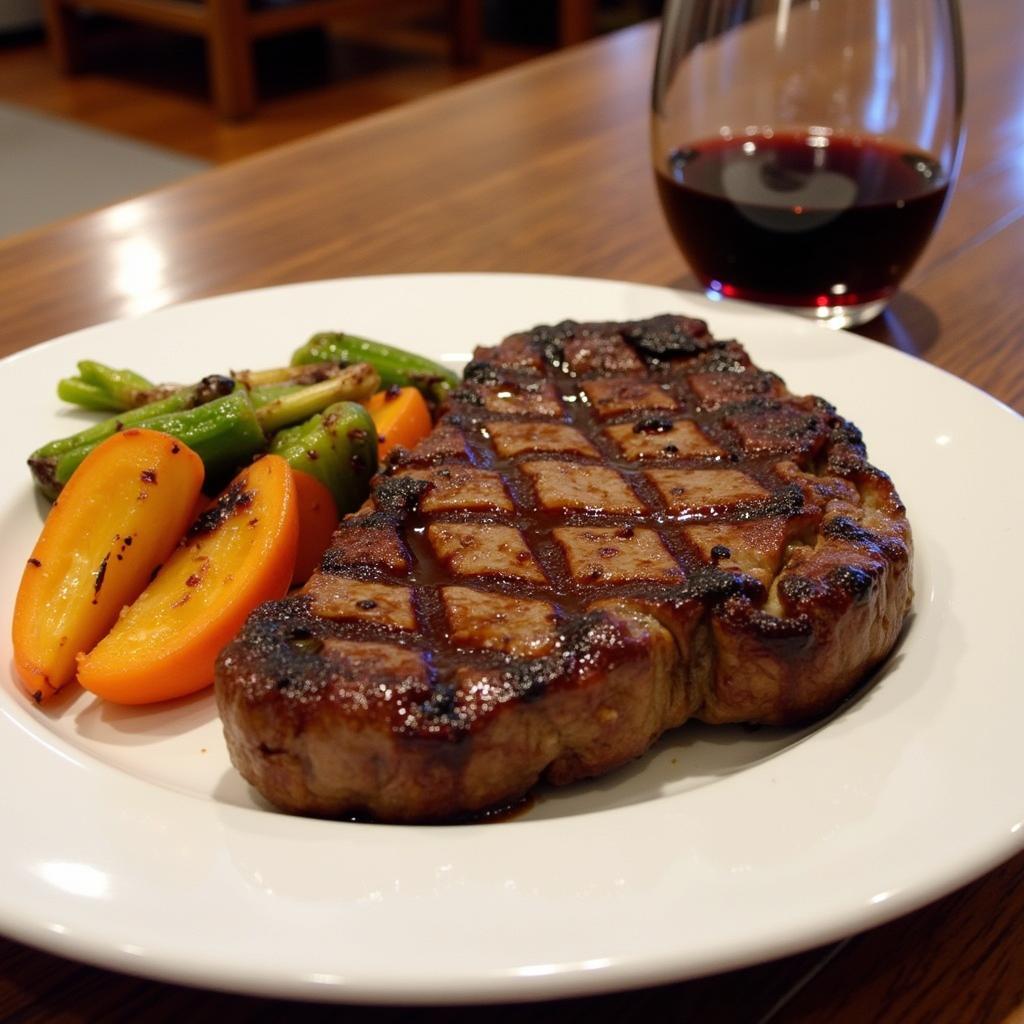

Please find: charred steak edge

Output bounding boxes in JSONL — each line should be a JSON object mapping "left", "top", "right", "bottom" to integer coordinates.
{"left": 215, "top": 315, "right": 913, "bottom": 822}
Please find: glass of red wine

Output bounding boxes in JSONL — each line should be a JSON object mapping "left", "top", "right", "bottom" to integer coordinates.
{"left": 652, "top": 0, "right": 965, "bottom": 327}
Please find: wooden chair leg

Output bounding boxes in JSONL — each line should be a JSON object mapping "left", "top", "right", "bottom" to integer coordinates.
{"left": 40, "top": 0, "right": 85, "bottom": 74}
{"left": 559, "top": 0, "right": 595, "bottom": 47}
{"left": 449, "top": 0, "right": 482, "bottom": 65}
{"left": 206, "top": 0, "right": 256, "bottom": 118}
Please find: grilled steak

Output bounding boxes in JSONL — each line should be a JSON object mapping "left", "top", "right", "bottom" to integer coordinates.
{"left": 215, "top": 315, "right": 913, "bottom": 822}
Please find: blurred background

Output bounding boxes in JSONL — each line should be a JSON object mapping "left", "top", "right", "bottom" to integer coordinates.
{"left": 0, "top": 1, "right": 663, "bottom": 155}
{"left": 0, "top": 1, "right": 662, "bottom": 236}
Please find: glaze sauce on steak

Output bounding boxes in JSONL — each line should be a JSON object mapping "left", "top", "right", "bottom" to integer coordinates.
{"left": 215, "top": 316, "right": 913, "bottom": 822}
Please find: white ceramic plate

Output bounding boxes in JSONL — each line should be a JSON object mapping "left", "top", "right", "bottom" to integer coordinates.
{"left": 0, "top": 274, "right": 1021, "bottom": 1004}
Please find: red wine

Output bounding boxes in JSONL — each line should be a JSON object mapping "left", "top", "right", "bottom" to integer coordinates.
{"left": 655, "top": 131, "right": 950, "bottom": 308}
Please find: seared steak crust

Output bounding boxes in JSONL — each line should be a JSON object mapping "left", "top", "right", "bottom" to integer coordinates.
{"left": 216, "top": 316, "right": 913, "bottom": 822}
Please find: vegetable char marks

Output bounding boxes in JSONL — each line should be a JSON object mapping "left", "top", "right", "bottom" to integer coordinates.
{"left": 216, "top": 315, "right": 913, "bottom": 822}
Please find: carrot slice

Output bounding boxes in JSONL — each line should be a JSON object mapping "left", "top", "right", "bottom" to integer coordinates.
{"left": 12, "top": 429, "right": 204, "bottom": 703}
{"left": 364, "top": 386, "right": 432, "bottom": 460}
{"left": 291, "top": 468, "right": 338, "bottom": 585}
{"left": 76, "top": 454, "right": 298, "bottom": 705}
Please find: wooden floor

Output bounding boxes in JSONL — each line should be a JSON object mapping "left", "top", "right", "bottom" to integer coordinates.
{"left": 0, "top": 3, "right": 555, "bottom": 163}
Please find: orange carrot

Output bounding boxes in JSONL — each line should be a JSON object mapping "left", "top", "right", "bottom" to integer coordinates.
{"left": 77, "top": 454, "right": 298, "bottom": 705}
{"left": 12, "top": 429, "right": 204, "bottom": 703}
{"left": 364, "top": 386, "right": 432, "bottom": 460}
{"left": 291, "top": 468, "right": 338, "bottom": 585}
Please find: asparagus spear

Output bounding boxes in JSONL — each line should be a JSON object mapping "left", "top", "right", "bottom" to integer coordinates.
{"left": 249, "top": 382, "right": 301, "bottom": 408}
{"left": 255, "top": 364, "right": 378, "bottom": 433}
{"left": 57, "top": 359, "right": 348, "bottom": 414}
{"left": 269, "top": 402, "right": 378, "bottom": 514}
{"left": 44, "top": 390, "right": 267, "bottom": 500}
{"left": 29, "top": 364, "right": 381, "bottom": 499}
{"left": 57, "top": 361, "right": 179, "bottom": 412}
{"left": 232, "top": 361, "right": 349, "bottom": 390}
{"left": 56, "top": 377, "right": 135, "bottom": 412}
{"left": 290, "top": 331, "right": 458, "bottom": 405}
{"left": 35, "top": 375, "right": 237, "bottom": 460}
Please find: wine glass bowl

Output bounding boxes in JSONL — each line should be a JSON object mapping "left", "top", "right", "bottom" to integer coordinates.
{"left": 652, "top": 0, "right": 965, "bottom": 327}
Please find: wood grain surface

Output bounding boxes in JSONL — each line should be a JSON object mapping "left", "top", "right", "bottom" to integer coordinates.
{"left": 0, "top": 2, "right": 1022, "bottom": 1021}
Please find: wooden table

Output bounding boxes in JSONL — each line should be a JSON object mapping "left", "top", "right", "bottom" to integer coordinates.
{"left": 1, "top": 4, "right": 1022, "bottom": 1021}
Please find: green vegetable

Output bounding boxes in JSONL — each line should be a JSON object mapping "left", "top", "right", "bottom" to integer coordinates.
{"left": 232, "top": 361, "right": 346, "bottom": 390}
{"left": 29, "top": 364, "right": 381, "bottom": 499}
{"left": 34, "top": 376, "right": 237, "bottom": 461}
{"left": 269, "top": 402, "right": 378, "bottom": 514}
{"left": 291, "top": 332, "right": 457, "bottom": 405}
{"left": 35, "top": 391, "right": 265, "bottom": 500}
{"left": 57, "top": 361, "right": 177, "bottom": 412}
{"left": 254, "top": 366, "right": 379, "bottom": 433}
{"left": 249, "top": 383, "right": 302, "bottom": 409}
{"left": 56, "top": 377, "right": 128, "bottom": 412}
{"left": 57, "top": 359, "right": 351, "bottom": 414}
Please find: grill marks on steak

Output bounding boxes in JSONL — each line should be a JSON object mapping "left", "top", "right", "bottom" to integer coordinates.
{"left": 216, "top": 316, "right": 913, "bottom": 821}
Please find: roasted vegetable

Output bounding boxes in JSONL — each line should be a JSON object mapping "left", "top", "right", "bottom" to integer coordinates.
{"left": 29, "top": 364, "right": 380, "bottom": 499}
{"left": 365, "top": 386, "right": 433, "bottom": 460}
{"left": 248, "top": 382, "right": 303, "bottom": 408}
{"left": 231, "top": 361, "right": 348, "bottom": 390}
{"left": 12, "top": 429, "right": 205, "bottom": 702}
{"left": 253, "top": 365, "right": 378, "bottom": 432}
{"left": 57, "top": 361, "right": 176, "bottom": 412}
{"left": 290, "top": 469, "right": 338, "bottom": 585}
{"left": 36, "top": 375, "right": 236, "bottom": 462}
{"left": 37, "top": 390, "right": 264, "bottom": 500}
{"left": 58, "top": 359, "right": 351, "bottom": 414}
{"left": 268, "top": 400, "right": 378, "bottom": 514}
{"left": 77, "top": 454, "right": 298, "bottom": 705}
{"left": 291, "top": 331, "right": 457, "bottom": 405}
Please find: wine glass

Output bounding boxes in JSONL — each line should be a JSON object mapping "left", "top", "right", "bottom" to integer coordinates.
{"left": 652, "top": 0, "right": 965, "bottom": 328}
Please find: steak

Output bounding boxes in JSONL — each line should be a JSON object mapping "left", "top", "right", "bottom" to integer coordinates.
{"left": 215, "top": 315, "right": 913, "bottom": 822}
